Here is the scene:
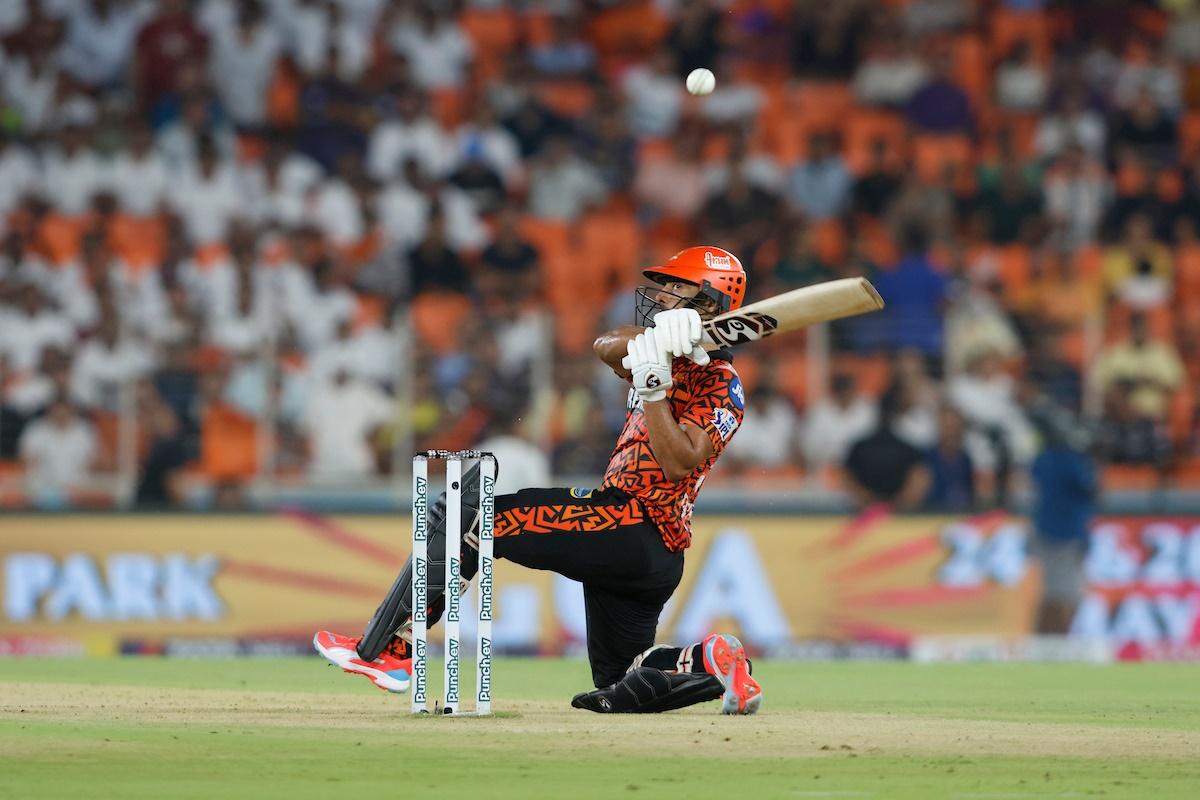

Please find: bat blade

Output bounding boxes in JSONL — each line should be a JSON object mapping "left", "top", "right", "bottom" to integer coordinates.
{"left": 702, "top": 278, "right": 883, "bottom": 349}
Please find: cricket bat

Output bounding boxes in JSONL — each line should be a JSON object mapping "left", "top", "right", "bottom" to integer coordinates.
{"left": 701, "top": 277, "right": 884, "bottom": 349}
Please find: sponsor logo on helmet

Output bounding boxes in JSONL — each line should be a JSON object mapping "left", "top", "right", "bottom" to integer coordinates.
{"left": 704, "top": 251, "right": 733, "bottom": 269}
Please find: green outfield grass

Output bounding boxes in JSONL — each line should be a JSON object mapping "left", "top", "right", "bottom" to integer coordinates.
{"left": 2, "top": 657, "right": 1198, "bottom": 799}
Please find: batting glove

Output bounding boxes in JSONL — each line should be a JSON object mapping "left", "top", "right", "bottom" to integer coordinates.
{"left": 652, "top": 308, "right": 710, "bottom": 366}
{"left": 627, "top": 328, "right": 673, "bottom": 403}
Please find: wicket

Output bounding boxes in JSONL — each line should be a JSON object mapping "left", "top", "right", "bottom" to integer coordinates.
{"left": 411, "top": 450, "right": 496, "bottom": 716}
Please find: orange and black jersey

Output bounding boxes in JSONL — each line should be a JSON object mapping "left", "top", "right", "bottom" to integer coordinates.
{"left": 601, "top": 350, "right": 744, "bottom": 552}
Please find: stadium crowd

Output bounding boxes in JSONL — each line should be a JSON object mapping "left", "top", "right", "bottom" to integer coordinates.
{"left": 1, "top": 0, "right": 1199, "bottom": 510}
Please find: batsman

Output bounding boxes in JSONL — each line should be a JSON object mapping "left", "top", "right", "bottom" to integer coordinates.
{"left": 315, "top": 246, "right": 762, "bottom": 714}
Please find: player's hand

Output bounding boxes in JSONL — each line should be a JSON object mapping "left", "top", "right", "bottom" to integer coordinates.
{"left": 626, "top": 329, "right": 672, "bottom": 403}
{"left": 652, "top": 308, "right": 710, "bottom": 366}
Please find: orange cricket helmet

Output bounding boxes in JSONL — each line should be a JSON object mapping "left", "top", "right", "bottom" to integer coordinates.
{"left": 642, "top": 246, "right": 747, "bottom": 312}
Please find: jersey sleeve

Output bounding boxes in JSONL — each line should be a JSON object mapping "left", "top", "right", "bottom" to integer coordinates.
{"left": 677, "top": 364, "right": 745, "bottom": 458}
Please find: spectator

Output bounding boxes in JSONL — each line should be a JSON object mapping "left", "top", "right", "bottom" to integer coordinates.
{"left": 481, "top": 205, "right": 540, "bottom": 297}
{"left": 1028, "top": 402, "right": 1096, "bottom": 633}
{"left": 634, "top": 130, "right": 707, "bottom": 222}
{"left": 944, "top": 265, "right": 1022, "bottom": 375}
{"left": 4, "top": 346, "right": 74, "bottom": 417}
{"left": 295, "top": 45, "right": 367, "bottom": 172}
{"left": 0, "top": 130, "right": 38, "bottom": 220}
{"left": 1110, "top": 87, "right": 1177, "bottom": 166}
{"left": 786, "top": 132, "right": 852, "bottom": 220}
{"left": 576, "top": 95, "right": 637, "bottom": 193}
{"left": 724, "top": 372, "right": 800, "bottom": 471}
{"left": 923, "top": 406, "right": 975, "bottom": 511}
{"left": 19, "top": 397, "right": 97, "bottom": 500}
{"left": 770, "top": 225, "right": 835, "bottom": 293}
{"left": 904, "top": 49, "right": 973, "bottom": 134}
{"left": 294, "top": 259, "right": 357, "bottom": 351}
{"left": 700, "top": 161, "right": 780, "bottom": 256}
{"left": 1043, "top": 142, "right": 1110, "bottom": 250}
{"left": 666, "top": 0, "right": 721, "bottom": 77}
{"left": 1092, "top": 312, "right": 1183, "bottom": 430}
{"left": 1, "top": 284, "right": 74, "bottom": 373}
{"left": 71, "top": 316, "right": 155, "bottom": 410}
{"left": 1034, "top": 87, "right": 1106, "bottom": 161}
{"left": 620, "top": 51, "right": 684, "bottom": 138}
{"left": 530, "top": 14, "right": 596, "bottom": 80}
{"left": 801, "top": 372, "right": 877, "bottom": 471}
{"left": 240, "top": 131, "right": 322, "bottom": 230}
{"left": 892, "top": 349, "right": 941, "bottom": 449}
{"left": 979, "top": 162, "right": 1043, "bottom": 244}
{"left": 287, "top": 0, "right": 368, "bottom": 81}
{"left": 527, "top": 136, "right": 607, "bottom": 222}
{"left": 453, "top": 103, "right": 523, "bottom": 190}
{"left": 367, "top": 89, "right": 452, "bottom": 182}
{"left": 207, "top": 0, "right": 282, "bottom": 128}
{"left": 134, "top": 0, "right": 208, "bottom": 112}
{"left": 1113, "top": 35, "right": 1182, "bottom": 116}
{"left": 852, "top": 138, "right": 902, "bottom": 218}
{"left": 38, "top": 114, "right": 108, "bottom": 217}
{"left": 168, "top": 134, "right": 243, "bottom": 246}
{"left": 843, "top": 384, "right": 931, "bottom": 510}
{"left": 476, "top": 407, "right": 552, "bottom": 495}
{"left": 109, "top": 118, "right": 170, "bottom": 217}
{"left": 853, "top": 34, "right": 928, "bottom": 107}
{"left": 387, "top": 1, "right": 472, "bottom": 90}
{"left": 156, "top": 89, "right": 238, "bottom": 173}
{"left": 449, "top": 143, "right": 507, "bottom": 215}
{"left": 1027, "top": 331, "right": 1083, "bottom": 415}
{"left": 873, "top": 225, "right": 948, "bottom": 358}
{"left": 302, "top": 367, "right": 392, "bottom": 479}
{"left": 994, "top": 41, "right": 1047, "bottom": 111}
{"left": 1102, "top": 214, "right": 1172, "bottom": 310}
{"left": 947, "top": 348, "right": 1037, "bottom": 466}
{"left": 58, "top": 0, "right": 147, "bottom": 91}
{"left": 408, "top": 209, "right": 471, "bottom": 296}
{"left": 2, "top": 45, "right": 60, "bottom": 134}
{"left": 134, "top": 380, "right": 190, "bottom": 508}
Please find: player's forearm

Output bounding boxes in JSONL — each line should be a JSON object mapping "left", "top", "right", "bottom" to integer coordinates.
{"left": 642, "top": 400, "right": 708, "bottom": 481}
{"left": 593, "top": 325, "right": 644, "bottom": 377}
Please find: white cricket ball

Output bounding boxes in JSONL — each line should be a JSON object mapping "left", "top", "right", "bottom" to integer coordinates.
{"left": 686, "top": 68, "right": 716, "bottom": 96}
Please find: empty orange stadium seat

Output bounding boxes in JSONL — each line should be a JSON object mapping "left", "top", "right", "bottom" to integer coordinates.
{"left": 201, "top": 405, "right": 259, "bottom": 480}
{"left": 811, "top": 219, "right": 847, "bottom": 265}
{"left": 588, "top": 2, "right": 669, "bottom": 55}
{"left": 1181, "top": 113, "right": 1200, "bottom": 161}
{"left": 108, "top": 214, "right": 166, "bottom": 272}
{"left": 775, "top": 351, "right": 809, "bottom": 409}
{"left": 535, "top": 81, "right": 596, "bottom": 118}
{"left": 997, "top": 245, "right": 1032, "bottom": 298}
{"left": 431, "top": 89, "right": 466, "bottom": 129}
{"left": 411, "top": 292, "right": 472, "bottom": 354}
{"left": 461, "top": 7, "right": 519, "bottom": 81}
{"left": 843, "top": 110, "right": 907, "bottom": 175}
{"left": 579, "top": 210, "right": 641, "bottom": 293}
{"left": 989, "top": 8, "right": 1051, "bottom": 63}
{"left": 1102, "top": 464, "right": 1163, "bottom": 492}
{"left": 789, "top": 81, "right": 854, "bottom": 120}
{"left": 913, "top": 134, "right": 973, "bottom": 183}
{"left": 951, "top": 35, "right": 990, "bottom": 105}
{"left": 831, "top": 354, "right": 892, "bottom": 398}
{"left": 35, "top": 213, "right": 90, "bottom": 265}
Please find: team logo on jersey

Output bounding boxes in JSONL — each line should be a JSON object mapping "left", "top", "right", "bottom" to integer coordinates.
{"left": 729, "top": 377, "right": 745, "bottom": 410}
{"left": 570, "top": 487, "right": 594, "bottom": 499}
{"left": 712, "top": 408, "right": 739, "bottom": 441}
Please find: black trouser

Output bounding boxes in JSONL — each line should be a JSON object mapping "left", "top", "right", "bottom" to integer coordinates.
{"left": 493, "top": 486, "right": 684, "bottom": 688}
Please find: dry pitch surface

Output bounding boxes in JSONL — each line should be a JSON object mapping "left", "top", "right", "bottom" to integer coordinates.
{"left": 1, "top": 658, "right": 1197, "bottom": 799}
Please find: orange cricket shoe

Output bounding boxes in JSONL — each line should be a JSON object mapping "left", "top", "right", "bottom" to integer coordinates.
{"left": 313, "top": 630, "right": 411, "bottom": 693}
{"left": 702, "top": 633, "right": 762, "bottom": 715}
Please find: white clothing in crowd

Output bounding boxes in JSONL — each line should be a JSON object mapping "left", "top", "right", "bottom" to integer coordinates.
{"left": 71, "top": 337, "right": 156, "bottom": 409}
{"left": 801, "top": 395, "right": 878, "bottom": 469}
{"left": 19, "top": 412, "right": 96, "bottom": 493}
{"left": 388, "top": 18, "right": 473, "bottom": 89}
{"left": 39, "top": 144, "right": 110, "bottom": 216}
{"left": 208, "top": 20, "right": 283, "bottom": 126}
{"left": 620, "top": 64, "right": 682, "bottom": 137}
{"left": 475, "top": 434, "right": 552, "bottom": 495}
{"left": 0, "top": 305, "right": 74, "bottom": 372}
{"left": 367, "top": 115, "right": 454, "bottom": 181}
{"left": 169, "top": 160, "right": 245, "bottom": 245}
{"left": 303, "top": 376, "right": 392, "bottom": 477}
{"left": 58, "top": 0, "right": 150, "bottom": 88}
{"left": 724, "top": 395, "right": 801, "bottom": 469}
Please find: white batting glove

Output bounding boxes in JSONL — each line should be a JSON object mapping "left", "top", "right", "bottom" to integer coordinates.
{"left": 626, "top": 328, "right": 672, "bottom": 402}
{"left": 652, "top": 308, "right": 710, "bottom": 366}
